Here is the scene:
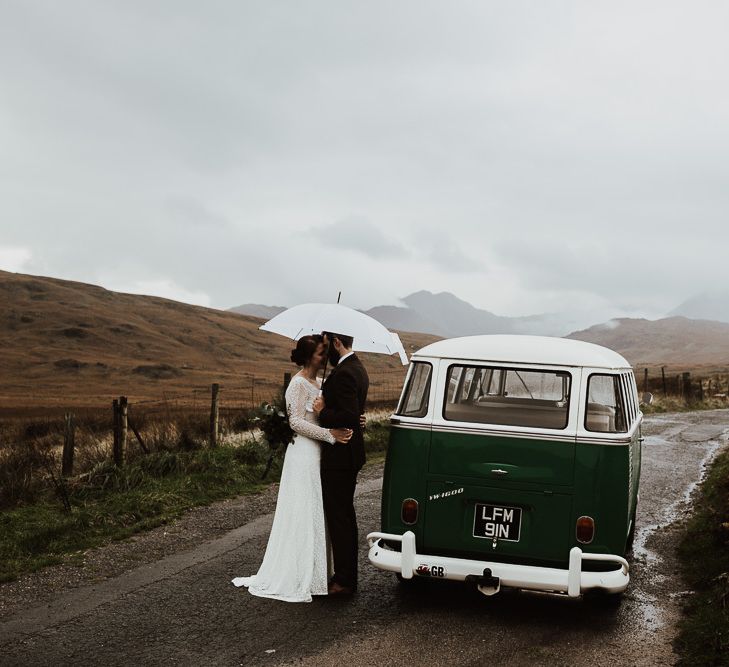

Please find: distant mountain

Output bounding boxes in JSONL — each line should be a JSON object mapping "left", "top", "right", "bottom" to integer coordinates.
{"left": 395, "top": 291, "right": 515, "bottom": 336}
{"left": 227, "top": 292, "right": 729, "bottom": 367}
{"left": 228, "top": 303, "right": 285, "bottom": 320}
{"left": 670, "top": 291, "right": 729, "bottom": 324}
{"left": 567, "top": 316, "right": 729, "bottom": 367}
{"left": 232, "top": 291, "right": 590, "bottom": 338}
{"left": 365, "top": 291, "right": 580, "bottom": 337}
{"left": 362, "top": 305, "right": 447, "bottom": 337}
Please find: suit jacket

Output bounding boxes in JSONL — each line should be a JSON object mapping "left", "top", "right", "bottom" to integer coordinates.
{"left": 319, "top": 354, "right": 369, "bottom": 471}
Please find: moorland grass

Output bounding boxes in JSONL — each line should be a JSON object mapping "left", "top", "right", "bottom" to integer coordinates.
{"left": 674, "top": 446, "right": 729, "bottom": 665}
{"left": 0, "top": 439, "right": 277, "bottom": 583}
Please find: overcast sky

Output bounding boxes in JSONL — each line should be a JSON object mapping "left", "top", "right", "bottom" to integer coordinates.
{"left": 1, "top": 1, "right": 728, "bottom": 326}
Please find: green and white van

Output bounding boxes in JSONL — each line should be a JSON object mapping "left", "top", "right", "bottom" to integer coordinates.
{"left": 367, "top": 335, "right": 642, "bottom": 598}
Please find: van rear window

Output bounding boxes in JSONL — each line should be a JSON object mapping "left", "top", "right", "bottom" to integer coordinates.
{"left": 443, "top": 366, "right": 571, "bottom": 429}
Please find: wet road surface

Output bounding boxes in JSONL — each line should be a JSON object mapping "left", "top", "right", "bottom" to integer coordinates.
{"left": 1, "top": 410, "right": 727, "bottom": 666}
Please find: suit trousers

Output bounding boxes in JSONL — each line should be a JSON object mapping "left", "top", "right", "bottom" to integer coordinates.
{"left": 321, "top": 468, "right": 358, "bottom": 589}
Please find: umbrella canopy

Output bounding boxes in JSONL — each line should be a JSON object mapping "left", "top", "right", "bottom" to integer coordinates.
{"left": 260, "top": 303, "right": 408, "bottom": 365}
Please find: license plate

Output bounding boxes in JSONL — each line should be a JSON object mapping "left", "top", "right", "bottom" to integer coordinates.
{"left": 473, "top": 503, "right": 522, "bottom": 542}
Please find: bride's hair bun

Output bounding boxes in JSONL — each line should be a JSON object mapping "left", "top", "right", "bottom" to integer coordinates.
{"left": 290, "top": 334, "right": 323, "bottom": 367}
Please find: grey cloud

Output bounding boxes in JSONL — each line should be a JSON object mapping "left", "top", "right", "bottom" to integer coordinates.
{"left": 310, "top": 218, "right": 408, "bottom": 260}
{"left": 424, "top": 240, "right": 482, "bottom": 274}
{"left": 164, "top": 197, "right": 231, "bottom": 229}
{"left": 1, "top": 1, "right": 729, "bottom": 320}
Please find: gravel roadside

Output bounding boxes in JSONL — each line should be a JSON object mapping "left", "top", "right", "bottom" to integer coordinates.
{"left": 0, "top": 458, "right": 385, "bottom": 620}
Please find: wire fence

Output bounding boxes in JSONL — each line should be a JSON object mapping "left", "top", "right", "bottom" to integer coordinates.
{"left": 0, "top": 368, "right": 408, "bottom": 507}
{"left": 634, "top": 368, "right": 728, "bottom": 401}
{"left": 0, "top": 368, "right": 407, "bottom": 448}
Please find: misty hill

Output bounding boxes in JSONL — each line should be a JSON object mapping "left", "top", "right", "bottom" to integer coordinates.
{"left": 670, "top": 291, "right": 729, "bottom": 324}
{"left": 228, "top": 292, "right": 729, "bottom": 369}
{"left": 363, "top": 305, "right": 445, "bottom": 337}
{"left": 388, "top": 291, "right": 515, "bottom": 336}
{"left": 567, "top": 316, "right": 729, "bottom": 368}
{"left": 0, "top": 271, "right": 436, "bottom": 410}
{"left": 231, "top": 291, "right": 579, "bottom": 338}
{"left": 386, "top": 291, "right": 587, "bottom": 337}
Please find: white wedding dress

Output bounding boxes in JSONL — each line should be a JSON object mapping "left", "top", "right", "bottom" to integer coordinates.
{"left": 232, "top": 375, "right": 335, "bottom": 602}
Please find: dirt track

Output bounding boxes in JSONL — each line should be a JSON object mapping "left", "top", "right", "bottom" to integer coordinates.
{"left": 1, "top": 411, "right": 727, "bottom": 666}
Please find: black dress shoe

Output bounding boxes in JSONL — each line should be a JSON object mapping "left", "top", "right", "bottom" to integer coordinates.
{"left": 327, "top": 582, "right": 354, "bottom": 595}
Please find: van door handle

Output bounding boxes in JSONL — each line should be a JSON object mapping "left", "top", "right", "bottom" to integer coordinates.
{"left": 491, "top": 469, "right": 508, "bottom": 476}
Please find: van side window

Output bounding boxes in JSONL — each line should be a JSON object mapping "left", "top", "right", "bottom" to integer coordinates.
{"left": 622, "top": 373, "right": 637, "bottom": 426}
{"left": 618, "top": 374, "right": 632, "bottom": 427}
{"left": 444, "top": 365, "right": 571, "bottom": 430}
{"left": 397, "top": 362, "right": 432, "bottom": 418}
{"left": 628, "top": 373, "right": 640, "bottom": 415}
{"left": 585, "top": 375, "right": 628, "bottom": 433}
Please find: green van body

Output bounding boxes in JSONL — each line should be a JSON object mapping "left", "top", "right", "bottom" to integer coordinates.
{"left": 368, "top": 335, "right": 642, "bottom": 598}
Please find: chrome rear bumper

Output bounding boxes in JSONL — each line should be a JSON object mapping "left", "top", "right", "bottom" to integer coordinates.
{"left": 366, "top": 531, "right": 629, "bottom": 598}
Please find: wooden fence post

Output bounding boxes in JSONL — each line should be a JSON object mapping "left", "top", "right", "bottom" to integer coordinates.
{"left": 661, "top": 367, "right": 667, "bottom": 395}
{"left": 62, "top": 412, "right": 75, "bottom": 477}
{"left": 128, "top": 407, "right": 149, "bottom": 455}
{"left": 113, "top": 399, "right": 121, "bottom": 466}
{"left": 698, "top": 378, "right": 704, "bottom": 401}
{"left": 119, "top": 396, "right": 128, "bottom": 466}
{"left": 210, "top": 383, "right": 220, "bottom": 447}
{"left": 643, "top": 368, "right": 649, "bottom": 393}
{"left": 682, "top": 372, "right": 692, "bottom": 401}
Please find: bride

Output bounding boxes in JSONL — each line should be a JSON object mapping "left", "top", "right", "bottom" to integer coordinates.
{"left": 232, "top": 335, "right": 352, "bottom": 602}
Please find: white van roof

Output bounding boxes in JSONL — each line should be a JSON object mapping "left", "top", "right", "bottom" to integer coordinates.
{"left": 412, "top": 335, "right": 631, "bottom": 370}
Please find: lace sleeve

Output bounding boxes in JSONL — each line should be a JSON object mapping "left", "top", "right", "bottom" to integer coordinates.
{"left": 286, "top": 378, "right": 336, "bottom": 444}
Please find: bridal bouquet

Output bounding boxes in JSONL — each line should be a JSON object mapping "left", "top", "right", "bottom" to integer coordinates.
{"left": 255, "top": 391, "right": 295, "bottom": 450}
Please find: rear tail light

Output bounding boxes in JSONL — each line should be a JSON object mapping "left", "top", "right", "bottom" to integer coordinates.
{"left": 401, "top": 498, "right": 419, "bottom": 525}
{"left": 576, "top": 516, "right": 595, "bottom": 544}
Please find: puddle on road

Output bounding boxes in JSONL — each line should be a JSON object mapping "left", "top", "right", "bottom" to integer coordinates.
{"left": 680, "top": 425, "right": 728, "bottom": 442}
{"left": 681, "top": 439, "right": 724, "bottom": 503}
{"left": 631, "top": 589, "right": 663, "bottom": 628}
{"left": 634, "top": 432, "right": 726, "bottom": 563}
{"left": 629, "top": 425, "right": 728, "bottom": 631}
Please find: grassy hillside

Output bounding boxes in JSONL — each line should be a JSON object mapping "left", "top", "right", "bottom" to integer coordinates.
{"left": 0, "top": 271, "right": 437, "bottom": 413}
{"left": 567, "top": 316, "right": 729, "bottom": 371}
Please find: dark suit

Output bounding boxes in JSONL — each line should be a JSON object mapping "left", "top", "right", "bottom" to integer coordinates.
{"left": 318, "top": 353, "right": 369, "bottom": 589}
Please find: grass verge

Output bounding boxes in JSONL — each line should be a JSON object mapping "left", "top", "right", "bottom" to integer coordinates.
{"left": 675, "top": 446, "right": 729, "bottom": 665}
{"left": 0, "top": 419, "right": 391, "bottom": 584}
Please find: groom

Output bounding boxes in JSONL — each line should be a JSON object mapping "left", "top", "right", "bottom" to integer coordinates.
{"left": 315, "top": 331, "right": 369, "bottom": 595}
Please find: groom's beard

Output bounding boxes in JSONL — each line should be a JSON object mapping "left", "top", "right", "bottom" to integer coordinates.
{"left": 327, "top": 345, "right": 340, "bottom": 366}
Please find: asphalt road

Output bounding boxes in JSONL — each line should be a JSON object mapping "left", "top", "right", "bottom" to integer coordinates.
{"left": 1, "top": 410, "right": 727, "bottom": 666}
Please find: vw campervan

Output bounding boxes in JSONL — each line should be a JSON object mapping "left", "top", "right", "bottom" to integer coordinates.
{"left": 367, "top": 335, "right": 642, "bottom": 598}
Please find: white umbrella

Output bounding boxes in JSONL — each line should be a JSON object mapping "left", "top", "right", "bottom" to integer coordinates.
{"left": 260, "top": 303, "right": 408, "bottom": 365}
